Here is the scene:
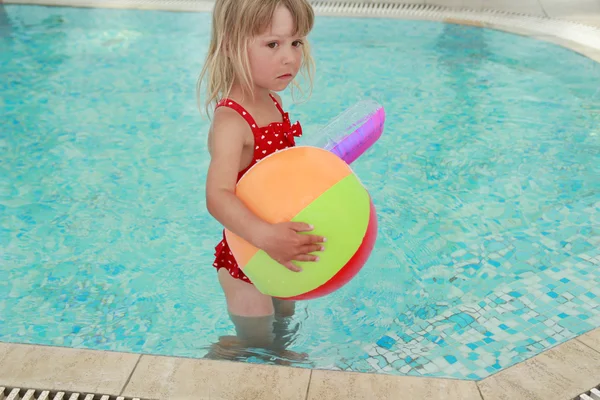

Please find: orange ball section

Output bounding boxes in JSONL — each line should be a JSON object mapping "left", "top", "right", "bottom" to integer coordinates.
{"left": 225, "top": 147, "right": 353, "bottom": 267}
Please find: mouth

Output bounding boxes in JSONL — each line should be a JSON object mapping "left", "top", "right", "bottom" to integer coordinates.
{"left": 277, "top": 74, "right": 293, "bottom": 79}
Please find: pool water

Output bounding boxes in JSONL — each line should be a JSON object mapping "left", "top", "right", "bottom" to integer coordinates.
{"left": 1, "top": 5, "right": 600, "bottom": 380}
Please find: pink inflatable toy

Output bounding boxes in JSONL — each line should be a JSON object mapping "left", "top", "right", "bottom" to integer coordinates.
{"left": 308, "top": 99, "right": 385, "bottom": 164}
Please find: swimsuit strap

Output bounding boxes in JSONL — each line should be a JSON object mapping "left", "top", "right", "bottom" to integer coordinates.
{"left": 268, "top": 93, "right": 286, "bottom": 117}
{"left": 215, "top": 98, "right": 260, "bottom": 132}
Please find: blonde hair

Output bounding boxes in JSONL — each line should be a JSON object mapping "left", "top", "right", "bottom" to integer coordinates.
{"left": 197, "top": 0, "right": 315, "bottom": 117}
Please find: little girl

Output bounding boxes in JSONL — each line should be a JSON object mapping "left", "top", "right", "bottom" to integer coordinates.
{"left": 198, "top": 0, "right": 325, "bottom": 351}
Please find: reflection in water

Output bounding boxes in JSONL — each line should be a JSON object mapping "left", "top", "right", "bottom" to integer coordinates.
{"left": 434, "top": 22, "right": 491, "bottom": 117}
{"left": 0, "top": 3, "right": 12, "bottom": 37}
{"left": 2, "top": 10, "right": 70, "bottom": 186}
{"left": 203, "top": 311, "right": 313, "bottom": 367}
{"left": 203, "top": 336, "right": 311, "bottom": 367}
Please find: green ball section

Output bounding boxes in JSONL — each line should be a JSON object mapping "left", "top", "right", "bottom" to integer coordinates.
{"left": 243, "top": 173, "right": 371, "bottom": 298}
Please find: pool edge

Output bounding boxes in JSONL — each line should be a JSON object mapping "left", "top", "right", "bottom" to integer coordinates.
{"left": 1, "top": 328, "right": 600, "bottom": 399}
{"left": 3, "top": 0, "right": 600, "bottom": 63}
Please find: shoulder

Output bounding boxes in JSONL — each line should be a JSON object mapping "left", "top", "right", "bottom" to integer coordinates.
{"left": 213, "top": 106, "right": 249, "bottom": 132}
{"left": 208, "top": 106, "right": 253, "bottom": 151}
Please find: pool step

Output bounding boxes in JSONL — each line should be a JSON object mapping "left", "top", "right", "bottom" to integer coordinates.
{"left": 0, "top": 387, "right": 150, "bottom": 400}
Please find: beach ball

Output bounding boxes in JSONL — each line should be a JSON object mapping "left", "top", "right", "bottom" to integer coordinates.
{"left": 225, "top": 146, "right": 377, "bottom": 300}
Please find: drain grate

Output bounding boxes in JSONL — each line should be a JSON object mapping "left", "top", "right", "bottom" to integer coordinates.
{"left": 0, "top": 387, "right": 149, "bottom": 400}
{"left": 576, "top": 384, "right": 600, "bottom": 400}
{"left": 313, "top": 2, "right": 445, "bottom": 15}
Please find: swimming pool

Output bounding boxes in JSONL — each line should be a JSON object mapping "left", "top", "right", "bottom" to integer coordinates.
{"left": 1, "top": 4, "right": 599, "bottom": 380}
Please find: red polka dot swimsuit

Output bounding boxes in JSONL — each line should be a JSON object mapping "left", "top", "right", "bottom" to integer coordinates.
{"left": 212, "top": 93, "right": 303, "bottom": 284}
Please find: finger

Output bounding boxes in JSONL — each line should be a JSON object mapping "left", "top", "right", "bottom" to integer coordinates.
{"left": 293, "top": 254, "right": 319, "bottom": 262}
{"left": 288, "top": 222, "right": 314, "bottom": 232}
{"left": 300, "top": 244, "right": 325, "bottom": 254}
{"left": 300, "top": 234, "right": 327, "bottom": 244}
{"left": 282, "top": 261, "right": 302, "bottom": 272}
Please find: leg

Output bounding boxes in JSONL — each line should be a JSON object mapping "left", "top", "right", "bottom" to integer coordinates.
{"left": 272, "top": 298, "right": 296, "bottom": 317}
{"left": 218, "top": 268, "right": 275, "bottom": 348}
{"left": 204, "top": 269, "right": 308, "bottom": 364}
{"left": 271, "top": 297, "right": 297, "bottom": 347}
{"left": 271, "top": 298, "right": 309, "bottom": 364}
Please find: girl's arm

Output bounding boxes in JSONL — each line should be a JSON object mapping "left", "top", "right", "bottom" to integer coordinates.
{"left": 206, "top": 108, "right": 270, "bottom": 244}
{"left": 206, "top": 108, "right": 325, "bottom": 272}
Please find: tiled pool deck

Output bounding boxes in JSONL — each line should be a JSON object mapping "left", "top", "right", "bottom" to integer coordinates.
{"left": 1, "top": 0, "right": 600, "bottom": 399}
{"left": 1, "top": 328, "right": 600, "bottom": 398}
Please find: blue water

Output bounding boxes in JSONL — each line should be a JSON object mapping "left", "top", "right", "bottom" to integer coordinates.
{"left": 1, "top": 4, "right": 599, "bottom": 380}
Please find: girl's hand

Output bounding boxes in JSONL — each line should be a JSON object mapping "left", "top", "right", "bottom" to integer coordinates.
{"left": 254, "top": 222, "right": 326, "bottom": 272}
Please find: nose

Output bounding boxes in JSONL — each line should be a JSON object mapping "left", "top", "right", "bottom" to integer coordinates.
{"left": 281, "top": 45, "right": 295, "bottom": 65}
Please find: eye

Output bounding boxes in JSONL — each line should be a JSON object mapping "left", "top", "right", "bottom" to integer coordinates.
{"left": 292, "top": 40, "right": 304, "bottom": 47}
{"left": 267, "top": 42, "right": 278, "bottom": 49}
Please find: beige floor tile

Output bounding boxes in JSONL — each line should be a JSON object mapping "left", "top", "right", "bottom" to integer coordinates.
{"left": 478, "top": 339, "right": 600, "bottom": 400}
{"left": 577, "top": 328, "right": 600, "bottom": 353}
{"left": 563, "top": 15, "right": 600, "bottom": 28}
{"left": 566, "top": 42, "right": 600, "bottom": 58}
{"left": 426, "top": 0, "right": 600, "bottom": 17}
{"left": 540, "top": 0, "right": 600, "bottom": 18}
{"left": 481, "top": 0, "right": 546, "bottom": 16}
{"left": 587, "top": 51, "right": 600, "bottom": 63}
{"left": 122, "top": 355, "right": 311, "bottom": 400}
{"left": 306, "top": 370, "right": 482, "bottom": 400}
{"left": 0, "top": 342, "right": 139, "bottom": 395}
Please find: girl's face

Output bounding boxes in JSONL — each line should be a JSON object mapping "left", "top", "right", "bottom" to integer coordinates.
{"left": 247, "top": 5, "right": 306, "bottom": 93}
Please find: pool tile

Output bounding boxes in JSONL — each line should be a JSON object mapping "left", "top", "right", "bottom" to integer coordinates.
{"left": 0, "top": 342, "right": 139, "bottom": 395}
{"left": 122, "top": 355, "right": 311, "bottom": 400}
{"left": 307, "top": 370, "right": 482, "bottom": 400}
{"left": 478, "top": 340, "right": 600, "bottom": 400}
